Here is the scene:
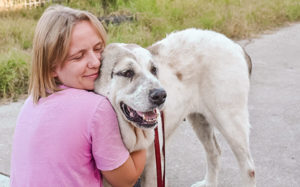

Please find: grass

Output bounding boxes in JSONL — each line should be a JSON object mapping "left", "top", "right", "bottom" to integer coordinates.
{"left": 0, "top": 48, "right": 30, "bottom": 100}
{"left": 1, "top": 0, "right": 300, "bottom": 101}
{"left": 108, "top": 0, "right": 300, "bottom": 43}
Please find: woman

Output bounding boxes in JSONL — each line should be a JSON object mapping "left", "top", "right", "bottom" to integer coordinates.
{"left": 10, "top": 5, "right": 146, "bottom": 187}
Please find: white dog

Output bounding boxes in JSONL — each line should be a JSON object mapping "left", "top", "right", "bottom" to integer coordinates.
{"left": 94, "top": 28, "right": 256, "bottom": 187}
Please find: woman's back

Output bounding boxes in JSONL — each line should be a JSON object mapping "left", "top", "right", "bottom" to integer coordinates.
{"left": 10, "top": 87, "right": 129, "bottom": 187}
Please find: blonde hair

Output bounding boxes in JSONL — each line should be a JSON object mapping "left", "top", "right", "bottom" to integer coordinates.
{"left": 29, "top": 5, "right": 107, "bottom": 103}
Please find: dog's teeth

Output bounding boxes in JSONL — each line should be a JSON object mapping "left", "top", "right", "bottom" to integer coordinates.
{"left": 142, "top": 114, "right": 146, "bottom": 121}
{"left": 155, "top": 108, "right": 159, "bottom": 114}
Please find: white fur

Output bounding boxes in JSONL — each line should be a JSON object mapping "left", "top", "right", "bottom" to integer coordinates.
{"left": 94, "top": 28, "right": 256, "bottom": 187}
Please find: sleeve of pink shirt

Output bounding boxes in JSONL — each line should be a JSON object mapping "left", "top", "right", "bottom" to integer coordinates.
{"left": 90, "top": 98, "right": 130, "bottom": 171}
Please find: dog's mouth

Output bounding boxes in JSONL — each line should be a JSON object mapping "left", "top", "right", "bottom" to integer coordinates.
{"left": 120, "top": 102, "right": 159, "bottom": 129}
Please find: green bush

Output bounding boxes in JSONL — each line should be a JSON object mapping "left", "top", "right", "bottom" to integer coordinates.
{"left": 0, "top": 49, "right": 30, "bottom": 100}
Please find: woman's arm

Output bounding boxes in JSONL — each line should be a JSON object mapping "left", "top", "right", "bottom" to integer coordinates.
{"left": 102, "top": 149, "right": 146, "bottom": 187}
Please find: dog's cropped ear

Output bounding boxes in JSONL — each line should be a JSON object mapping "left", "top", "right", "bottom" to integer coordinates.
{"left": 125, "top": 43, "right": 140, "bottom": 50}
{"left": 147, "top": 43, "right": 161, "bottom": 56}
{"left": 105, "top": 43, "right": 121, "bottom": 52}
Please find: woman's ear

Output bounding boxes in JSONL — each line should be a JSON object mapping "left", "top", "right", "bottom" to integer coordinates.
{"left": 51, "top": 71, "right": 58, "bottom": 77}
{"left": 51, "top": 65, "right": 59, "bottom": 77}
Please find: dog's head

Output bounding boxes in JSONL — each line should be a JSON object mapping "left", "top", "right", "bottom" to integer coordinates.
{"left": 94, "top": 43, "right": 166, "bottom": 130}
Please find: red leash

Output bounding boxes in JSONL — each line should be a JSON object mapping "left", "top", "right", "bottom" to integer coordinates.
{"left": 154, "top": 111, "right": 166, "bottom": 187}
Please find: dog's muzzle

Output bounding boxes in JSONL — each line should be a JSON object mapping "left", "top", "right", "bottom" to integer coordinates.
{"left": 120, "top": 102, "right": 160, "bottom": 129}
{"left": 119, "top": 88, "right": 166, "bottom": 129}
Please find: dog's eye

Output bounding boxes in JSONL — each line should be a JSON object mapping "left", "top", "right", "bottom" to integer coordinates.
{"left": 117, "top": 69, "right": 135, "bottom": 78}
{"left": 151, "top": 66, "right": 157, "bottom": 76}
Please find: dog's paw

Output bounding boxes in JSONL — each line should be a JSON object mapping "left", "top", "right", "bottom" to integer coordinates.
{"left": 191, "top": 180, "right": 216, "bottom": 187}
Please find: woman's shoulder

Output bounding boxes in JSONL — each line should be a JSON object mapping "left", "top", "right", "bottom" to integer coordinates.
{"left": 51, "top": 87, "right": 109, "bottom": 107}
{"left": 60, "top": 87, "right": 102, "bottom": 97}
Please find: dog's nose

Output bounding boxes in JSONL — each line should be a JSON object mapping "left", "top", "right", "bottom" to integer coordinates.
{"left": 149, "top": 88, "right": 167, "bottom": 106}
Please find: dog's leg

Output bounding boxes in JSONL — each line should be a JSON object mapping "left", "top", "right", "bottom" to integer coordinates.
{"left": 141, "top": 159, "right": 157, "bottom": 187}
{"left": 214, "top": 111, "right": 256, "bottom": 187}
{"left": 140, "top": 146, "right": 158, "bottom": 187}
{"left": 188, "top": 113, "right": 221, "bottom": 187}
{"left": 141, "top": 144, "right": 169, "bottom": 187}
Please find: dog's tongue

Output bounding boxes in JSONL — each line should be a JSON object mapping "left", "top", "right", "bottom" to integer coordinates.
{"left": 137, "top": 109, "right": 158, "bottom": 120}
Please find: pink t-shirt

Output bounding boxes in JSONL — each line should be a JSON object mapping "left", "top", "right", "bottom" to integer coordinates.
{"left": 10, "top": 87, "right": 129, "bottom": 187}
